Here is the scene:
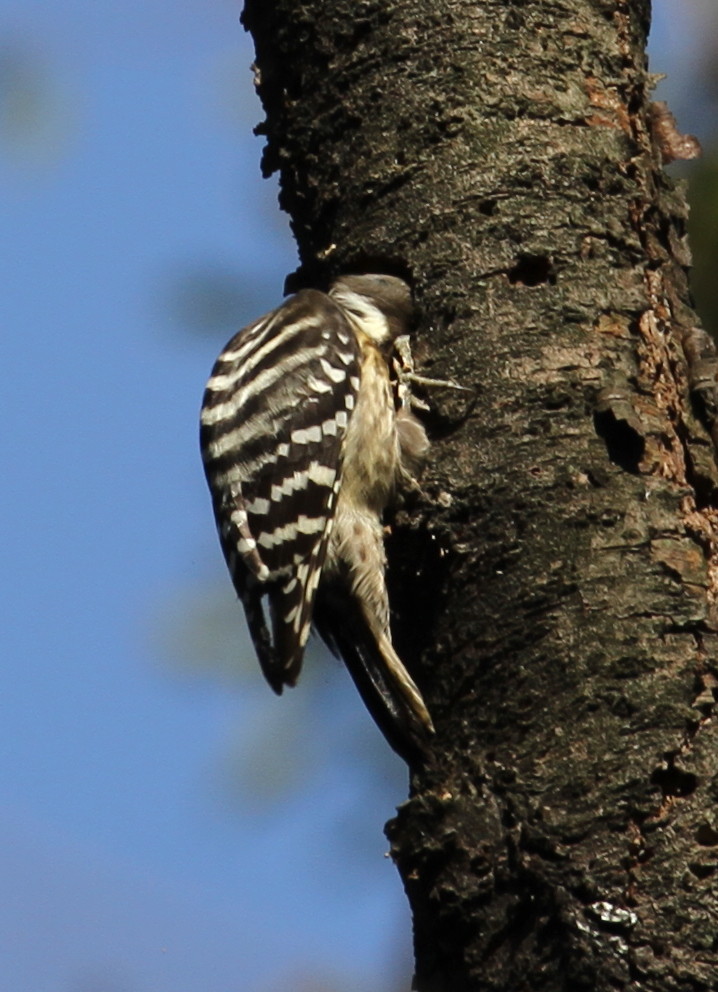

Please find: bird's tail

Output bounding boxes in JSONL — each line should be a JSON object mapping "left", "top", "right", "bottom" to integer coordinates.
{"left": 314, "top": 591, "right": 434, "bottom": 763}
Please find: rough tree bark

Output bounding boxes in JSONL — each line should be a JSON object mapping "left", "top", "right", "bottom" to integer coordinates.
{"left": 241, "top": 1, "right": 718, "bottom": 989}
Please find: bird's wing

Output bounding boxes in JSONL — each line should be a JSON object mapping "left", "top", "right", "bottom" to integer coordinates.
{"left": 200, "top": 289, "right": 360, "bottom": 689}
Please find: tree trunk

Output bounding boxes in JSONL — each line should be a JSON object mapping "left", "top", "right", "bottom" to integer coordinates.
{"left": 241, "top": 1, "right": 718, "bottom": 989}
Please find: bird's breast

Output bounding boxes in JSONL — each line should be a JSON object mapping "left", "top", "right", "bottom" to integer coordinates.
{"left": 339, "top": 346, "right": 399, "bottom": 513}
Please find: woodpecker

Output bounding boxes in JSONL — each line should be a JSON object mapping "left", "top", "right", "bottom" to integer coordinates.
{"left": 200, "top": 274, "right": 434, "bottom": 760}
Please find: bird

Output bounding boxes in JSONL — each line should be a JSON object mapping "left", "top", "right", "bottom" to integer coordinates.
{"left": 200, "top": 273, "right": 434, "bottom": 761}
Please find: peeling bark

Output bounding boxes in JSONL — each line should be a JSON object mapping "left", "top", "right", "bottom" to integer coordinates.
{"left": 242, "top": 0, "right": 718, "bottom": 989}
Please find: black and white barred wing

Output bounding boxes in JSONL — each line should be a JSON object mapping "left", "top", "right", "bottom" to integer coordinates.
{"left": 200, "top": 289, "right": 360, "bottom": 691}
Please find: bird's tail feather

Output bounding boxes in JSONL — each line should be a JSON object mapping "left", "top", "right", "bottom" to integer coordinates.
{"left": 314, "top": 592, "right": 434, "bottom": 763}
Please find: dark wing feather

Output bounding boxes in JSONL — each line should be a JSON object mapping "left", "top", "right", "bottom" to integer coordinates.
{"left": 200, "top": 289, "right": 360, "bottom": 689}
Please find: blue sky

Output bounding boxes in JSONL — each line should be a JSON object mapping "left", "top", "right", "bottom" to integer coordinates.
{"left": 1, "top": 2, "right": 714, "bottom": 990}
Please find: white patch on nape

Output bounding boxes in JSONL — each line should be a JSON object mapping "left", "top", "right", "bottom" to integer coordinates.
{"left": 330, "top": 289, "right": 391, "bottom": 343}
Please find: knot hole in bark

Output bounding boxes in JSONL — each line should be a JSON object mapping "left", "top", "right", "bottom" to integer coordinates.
{"left": 507, "top": 254, "right": 556, "bottom": 287}
{"left": 593, "top": 407, "right": 645, "bottom": 473}
{"left": 650, "top": 763, "right": 698, "bottom": 798}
